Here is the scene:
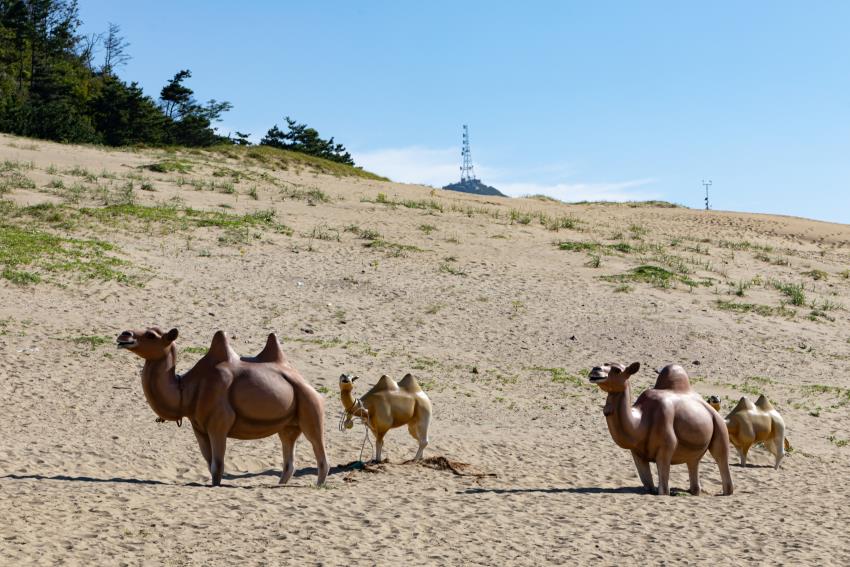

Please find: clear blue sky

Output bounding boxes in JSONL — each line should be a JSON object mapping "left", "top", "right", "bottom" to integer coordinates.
{"left": 79, "top": 1, "right": 850, "bottom": 224}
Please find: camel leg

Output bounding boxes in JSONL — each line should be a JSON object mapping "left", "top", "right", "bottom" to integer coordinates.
{"left": 631, "top": 451, "right": 655, "bottom": 493}
{"left": 191, "top": 425, "right": 212, "bottom": 469}
{"left": 299, "top": 421, "right": 328, "bottom": 486}
{"left": 772, "top": 423, "right": 786, "bottom": 470}
{"left": 278, "top": 427, "right": 301, "bottom": 485}
{"left": 686, "top": 459, "right": 701, "bottom": 496}
{"left": 208, "top": 432, "right": 228, "bottom": 487}
{"left": 709, "top": 432, "right": 734, "bottom": 496}
{"left": 409, "top": 409, "right": 431, "bottom": 461}
{"left": 738, "top": 445, "right": 749, "bottom": 467}
{"left": 655, "top": 449, "right": 673, "bottom": 496}
{"left": 374, "top": 432, "right": 386, "bottom": 464}
{"left": 205, "top": 409, "right": 235, "bottom": 487}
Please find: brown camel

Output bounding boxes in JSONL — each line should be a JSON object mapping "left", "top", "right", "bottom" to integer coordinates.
{"left": 721, "top": 395, "right": 789, "bottom": 469}
{"left": 339, "top": 373, "right": 431, "bottom": 463}
{"left": 116, "top": 327, "right": 329, "bottom": 486}
{"left": 588, "top": 362, "right": 733, "bottom": 496}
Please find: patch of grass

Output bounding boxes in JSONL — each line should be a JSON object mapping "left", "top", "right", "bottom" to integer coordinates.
{"left": 828, "top": 435, "right": 849, "bottom": 448}
{"left": 146, "top": 160, "right": 192, "bottom": 174}
{"left": 509, "top": 210, "right": 533, "bottom": 225}
{"left": 182, "top": 346, "right": 209, "bottom": 355}
{"left": 772, "top": 281, "right": 805, "bottom": 306}
{"left": 531, "top": 367, "right": 585, "bottom": 387}
{"left": 614, "top": 284, "right": 633, "bottom": 293}
{"left": 216, "top": 144, "right": 388, "bottom": 181}
{"left": 602, "top": 265, "right": 710, "bottom": 290}
{"left": 839, "top": 269, "right": 849, "bottom": 279}
{"left": 72, "top": 335, "right": 110, "bottom": 349}
{"left": 425, "top": 303, "right": 445, "bottom": 314}
{"left": 364, "top": 239, "right": 424, "bottom": 257}
{"left": 418, "top": 224, "right": 437, "bottom": 235}
{"left": 557, "top": 241, "right": 599, "bottom": 252}
{"left": 542, "top": 214, "right": 580, "bottom": 231}
{"left": 279, "top": 185, "right": 331, "bottom": 203}
{"left": 0, "top": 223, "right": 135, "bottom": 285}
{"left": 628, "top": 224, "right": 648, "bottom": 239}
{"left": 586, "top": 253, "right": 601, "bottom": 268}
{"left": 1, "top": 267, "right": 41, "bottom": 284}
{"left": 363, "top": 193, "right": 444, "bottom": 212}
{"left": 715, "top": 300, "right": 794, "bottom": 318}
{"left": 802, "top": 269, "right": 828, "bottom": 281}
{"left": 0, "top": 171, "right": 37, "bottom": 193}
{"left": 304, "top": 224, "right": 340, "bottom": 242}
{"left": 248, "top": 186, "right": 259, "bottom": 200}
{"left": 439, "top": 263, "right": 466, "bottom": 276}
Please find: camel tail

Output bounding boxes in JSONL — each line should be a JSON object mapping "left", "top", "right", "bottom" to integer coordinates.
{"left": 399, "top": 373, "right": 423, "bottom": 393}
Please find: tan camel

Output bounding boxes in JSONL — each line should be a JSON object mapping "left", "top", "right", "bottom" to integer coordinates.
{"left": 707, "top": 395, "right": 722, "bottom": 412}
{"left": 338, "top": 373, "right": 431, "bottom": 463}
{"left": 117, "top": 327, "right": 329, "bottom": 486}
{"left": 720, "top": 395, "right": 789, "bottom": 469}
{"left": 588, "top": 362, "right": 734, "bottom": 496}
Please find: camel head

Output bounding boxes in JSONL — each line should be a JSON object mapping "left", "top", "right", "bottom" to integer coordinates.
{"left": 707, "top": 395, "right": 721, "bottom": 412}
{"left": 116, "top": 327, "right": 178, "bottom": 360}
{"left": 338, "top": 373, "right": 359, "bottom": 393}
{"left": 588, "top": 362, "right": 640, "bottom": 393}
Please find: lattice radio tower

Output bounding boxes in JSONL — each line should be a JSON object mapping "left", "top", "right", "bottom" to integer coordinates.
{"left": 460, "top": 124, "right": 477, "bottom": 182}
{"left": 702, "top": 179, "right": 712, "bottom": 210}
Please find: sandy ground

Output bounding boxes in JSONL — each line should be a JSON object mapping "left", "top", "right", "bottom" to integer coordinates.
{"left": 2, "top": 133, "right": 850, "bottom": 566}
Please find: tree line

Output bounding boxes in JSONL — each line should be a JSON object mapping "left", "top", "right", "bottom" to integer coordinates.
{"left": 0, "top": 0, "right": 354, "bottom": 164}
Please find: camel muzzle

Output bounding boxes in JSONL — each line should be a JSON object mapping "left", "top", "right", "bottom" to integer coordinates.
{"left": 116, "top": 332, "right": 137, "bottom": 349}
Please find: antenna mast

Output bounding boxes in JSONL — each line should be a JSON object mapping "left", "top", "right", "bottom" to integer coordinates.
{"left": 460, "top": 124, "right": 477, "bottom": 182}
{"left": 702, "top": 179, "right": 712, "bottom": 210}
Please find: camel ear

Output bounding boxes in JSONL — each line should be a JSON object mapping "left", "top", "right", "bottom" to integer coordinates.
{"left": 625, "top": 362, "right": 640, "bottom": 376}
{"left": 165, "top": 328, "right": 179, "bottom": 343}
{"left": 351, "top": 375, "right": 359, "bottom": 382}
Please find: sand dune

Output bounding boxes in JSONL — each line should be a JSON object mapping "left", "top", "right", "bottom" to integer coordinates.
{"left": 1, "top": 133, "right": 849, "bottom": 565}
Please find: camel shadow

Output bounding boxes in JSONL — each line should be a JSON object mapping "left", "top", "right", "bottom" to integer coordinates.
{"left": 460, "top": 486, "right": 650, "bottom": 495}
{"left": 222, "top": 463, "right": 356, "bottom": 482}
{"left": 0, "top": 473, "right": 169, "bottom": 486}
{"left": 3, "top": 462, "right": 360, "bottom": 488}
{"left": 732, "top": 463, "right": 775, "bottom": 469}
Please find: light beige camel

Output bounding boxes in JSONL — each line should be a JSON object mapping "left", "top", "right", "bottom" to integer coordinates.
{"left": 589, "top": 362, "right": 733, "bottom": 496}
{"left": 339, "top": 373, "right": 431, "bottom": 463}
{"left": 117, "top": 327, "right": 329, "bottom": 486}
{"left": 721, "top": 395, "right": 789, "bottom": 469}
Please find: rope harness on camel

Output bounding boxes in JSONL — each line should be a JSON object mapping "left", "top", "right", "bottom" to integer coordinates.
{"left": 339, "top": 397, "right": 373, "bottom": 462}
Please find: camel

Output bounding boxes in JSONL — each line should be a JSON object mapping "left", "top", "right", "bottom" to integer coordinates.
{"left": 588, "top": 362, "right": 733, "bottom": 496}
{"left": 707, "top": 395, "right": 722, "bottom": 412}
{"left": 116, "top": 327, "right": 329, "bottom": 486}
{"left": 338, "top": 373, "right": 431, "bottom": 463}
{"left": 720, "top": 395, "right": 789, "bottom": 469}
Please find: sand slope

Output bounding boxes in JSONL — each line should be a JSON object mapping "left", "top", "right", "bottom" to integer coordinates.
{"left": 1, "top": 134, "right": 850, "bottom": 565}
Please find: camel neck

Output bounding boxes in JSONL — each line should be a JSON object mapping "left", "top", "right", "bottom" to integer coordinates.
{"left": 340, "top": 388, "right": 357, "bottom": 412}
{"left": 140, "top": 346, "right": 185, "bottom": 421}
{"left": 604, "top": 382, "right": 642, "bottom": 450}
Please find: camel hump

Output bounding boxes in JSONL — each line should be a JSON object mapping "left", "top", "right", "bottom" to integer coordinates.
{"left": 205, "top": 330, "right": 238, "bottom": 365}
{"left": 653, "top": 364, "right": 691, "bottom": 392}
{"left": 729, "top": 396, "right": 755, "bottom": 414}
{"left": 398, "top": 373, "right": 423, "bottom": 392}
{"left": 250, "top": 333, "right": 286, "bottom": 363}
{"left": 372, "top": 374, "right": 399, "bottom": 392}
{"left": 755, "top": 394, "right": 774, "bottom": 411}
